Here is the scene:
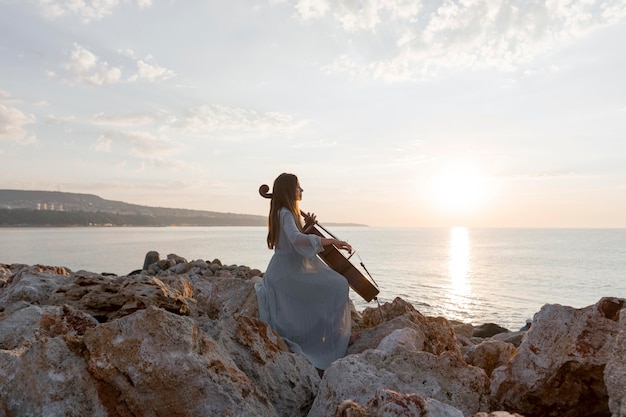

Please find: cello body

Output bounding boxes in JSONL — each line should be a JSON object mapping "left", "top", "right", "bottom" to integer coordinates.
{"left": 303, "top": 220, "right": 380, "bottom": 302}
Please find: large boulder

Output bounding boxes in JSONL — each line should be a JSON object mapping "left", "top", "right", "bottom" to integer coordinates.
{"left": 2, "top": 260, "right": 626, "bottom": 417}
{"left": 309, "top": 327, "right": 491, "bottom": 417}
{"left": 0, "top": 303, "right": 104, "bottom": 416}
{"left": 604, "top": 308, "right": 626, "bottom": 417}
{"left": 490, "top": 297, "right": 626, "bottom": 417}
{"left": 83, "top": 306, "right": 279, "bottom": 416}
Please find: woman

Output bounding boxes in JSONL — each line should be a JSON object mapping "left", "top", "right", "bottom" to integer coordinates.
{"left": 255, "top": 173, "right": 352, "bottom": 372}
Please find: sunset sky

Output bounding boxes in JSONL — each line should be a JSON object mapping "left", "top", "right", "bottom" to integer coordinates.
{"left": 1, "top": 0, "right": 625, "bottom": 227}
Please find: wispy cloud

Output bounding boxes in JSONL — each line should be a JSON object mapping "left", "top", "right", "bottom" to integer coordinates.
{"left": 93, "top": 130, "right": 185, "bottom": 159}
{"left": 168, "top": 104, "right": 307, "bottom": 138}
{"left": 37, "top": 0, "right": 153, "bottom": 23}
{"left": 92, "top": 111, "right": 162, "bottom": 127}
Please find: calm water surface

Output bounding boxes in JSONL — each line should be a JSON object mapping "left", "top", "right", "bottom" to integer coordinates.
{"left": 1, "top": 226, "right": 624, "bottom": 330}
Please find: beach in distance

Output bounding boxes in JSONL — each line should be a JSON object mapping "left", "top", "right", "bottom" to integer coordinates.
{"left": 1, "top": 226, "right": 624, "bottom": 331}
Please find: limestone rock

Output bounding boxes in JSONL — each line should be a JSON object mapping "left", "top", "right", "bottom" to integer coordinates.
{"left": 490, "top": 297, "right": 625, "bottom": 417}
{"left": 334, "top": 389, "right": 465, "bottom": 417}
{"left": 309, "top": 330, "right": 490, "bottom": 417}
{"left": 0, "top": 335, "right": 107, "bottom": 416}
{"left": 462, "top": 340, "right": 515, "bottom": 377}
{"left": 2, "top": 259, "right": 626, "bottom": 417}
{"left": 604, "top": 308, "right": 626, "bottom": 417}
{"left": 83, "top": 306, "right": 279, "bottom": 416}
{"left": 473, "top": 323, "right": 509, "bottom": 338}
{"left": 0, "top": 264, "right": 72, "bottom": 308}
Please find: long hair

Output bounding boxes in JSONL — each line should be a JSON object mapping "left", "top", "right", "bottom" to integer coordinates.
{"left": 267, "top": 173, "right": 301, "bottom": 249}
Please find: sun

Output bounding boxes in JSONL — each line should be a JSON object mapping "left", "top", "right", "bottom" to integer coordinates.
{"left": 428, "top": 162, "right": 489, "bottom": 214}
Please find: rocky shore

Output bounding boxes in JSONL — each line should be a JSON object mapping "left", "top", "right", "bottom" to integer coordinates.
{"left": 1, "top": 253, "right": 625, "bottom": 417}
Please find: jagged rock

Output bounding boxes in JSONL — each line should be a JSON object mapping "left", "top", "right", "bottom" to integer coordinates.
{"left": 0, "top": 264, "right": 72, "bottom": 308}
{"left": 359, "top": 297, "right": 419, "bottom": 329}
{"left": 0, "top": 303, "right": 105, "bottom": 416}
{"left": 491, "top": 297, "right": 626, "bottom": 417}
{"left": 0, "top": 303, "right": 98, "bottom": 350}
{"left": 472, "top": 323, "right": 509, "bottom": 338}
{"left": 48, "top": 272, "right": 193, "bottom": 322}
{"left": 309, "top": 327, "right": 490, "bottom": 417}
{"left": 142, "top": 250, "right": 160, "bottom": 269}
{"left": 0, "top": 263, "right": 10, "bottom": 290}
{"left": 83, "top": 306, "right": 294, "bottom": 416}
{"left": 462, "top": 340, "right": 515, "bottom": 377}
{"left": 489, "top": 330, "right": 526, "bottom": 347}
{"left": 2, "top": 260, "right": 626, "bottom": 417}
{"left": 187, "top": 275, "right": 259, "bottom": 319}
{"left": 350, "top": 298, "right": 461, "bottom": 359}
{"left": 604, "top": 308, "right": 626, "bottom": 417}
{"left": 334, "top": 389, "right": 465, "bottom": 417}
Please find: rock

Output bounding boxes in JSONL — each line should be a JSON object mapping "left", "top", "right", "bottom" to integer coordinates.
{"left": 0, "top": 304, "right": 98, "bottom": 350}
{"left": 489, "top": 330, "right": 526, "bottom": 347}
{"left": 462, "top": 340, "right": 515, "bottom": 377}
{"left": 473, "top": 323, "right": 509, "bottom": 338}
{"left": 0, "top": 263, "right": 10, "bottom": 290}
{"left": 142, "top": 250, "right": 160, "bottom": 269}
{"left": 1, "top": 259, "right": 626, "bottom": 417}
{"left": 350, "top": 299, "right": 461, "bottom": 359}
{"left": 334, "top": 389, "right": 465, "bottom": 417}
{"left": 83, "top": 306, "right": 283, "bottom": 416}
{"left": 309, "top": 329, "right": 490, "bottom": 416}
{"left": 0, "top": 264, "right": 72, "bottom": 308}
{"left": 490, "top": 297, "right": 626, "bottom": 417}
{"left": 604, "top": 308, "right": 626, "bottom": 417}
{"left": 48, "top": 272, "right": 193, "bottom": 322}
{"left": 0, "top": 334, "right": 108, "bottom": 416}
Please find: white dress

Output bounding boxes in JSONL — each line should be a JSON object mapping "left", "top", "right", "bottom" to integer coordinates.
{"left": 255, "top": 208, "right": 351, "bottom": 370}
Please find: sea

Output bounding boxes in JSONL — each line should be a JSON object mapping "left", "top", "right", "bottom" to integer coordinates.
{"left": 1, "top": 226, "right": 625, "bottom": 331}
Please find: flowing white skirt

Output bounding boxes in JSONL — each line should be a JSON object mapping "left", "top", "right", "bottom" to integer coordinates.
{"left": 255, "top": 252, "right": 351, "bottom": 370}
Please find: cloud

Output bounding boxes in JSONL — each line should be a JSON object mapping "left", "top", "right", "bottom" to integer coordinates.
{"left": 0, "top": 90, "right": 23, "bottom": 104}
{"left": 92, "top": 111, "right": 162, "bottom": 126}
{"left": 93, "top": 130, "right": 185, "bottom": 159}
{"left": 331, "top": 0, "right": 422, "bottom": 32}
{"left": 128, "top": 57, "right": 176, "bottom": 83}
{"left": 304, "top": 0, "right": 626, "bottom": 80}
{"left": 46, "top": 114, "right": 75, "bottom": 124}
{"left": 64, "top": 44, "right": 175, "bottom": 86}
{"left": 170, "top": 104, "right": 307, "bottom": 138}
{"left": 37, "top": 0, "right": 153, "bottom": 23}
{"left": 0, "top": 104, "right": 37, "bottom": 143}
{"left": 294, "top": 0, "right": 330, "bottom": 20}
{"left": 65, "top": 43, "right": 122, "bottom": 86}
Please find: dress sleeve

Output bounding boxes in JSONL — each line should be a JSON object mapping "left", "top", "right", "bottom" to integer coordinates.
{"left": 280, "top": 209, "right": 323, "bottom": 258}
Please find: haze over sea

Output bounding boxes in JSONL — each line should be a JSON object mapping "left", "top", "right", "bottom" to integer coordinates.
{"left": 1, "top": 226, "right": 624, "bottom": 331}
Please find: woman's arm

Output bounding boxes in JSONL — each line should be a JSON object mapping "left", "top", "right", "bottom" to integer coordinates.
{"left": 303, "top": 211, "right": 352, "bottom": 253}
{"left": 320, "top": 237, "right": 352, "bottom": 253}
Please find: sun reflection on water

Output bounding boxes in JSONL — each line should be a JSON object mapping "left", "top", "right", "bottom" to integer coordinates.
{"left": 447, "top": 227, "right": 473, "bottom": 320}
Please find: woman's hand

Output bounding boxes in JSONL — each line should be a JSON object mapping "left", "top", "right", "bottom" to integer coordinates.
{"left": 333, "top": 239, "right": 352, "bottom": 254}
{"left": 320, "top": 237, "right": 352, "bottom": 254}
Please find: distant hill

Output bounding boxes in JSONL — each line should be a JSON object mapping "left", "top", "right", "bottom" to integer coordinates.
{"left": 0, "top": 190, "right": 265, "bottom": 227}
{"left": 0, "top": 190, "right": 366, "bottom": 227}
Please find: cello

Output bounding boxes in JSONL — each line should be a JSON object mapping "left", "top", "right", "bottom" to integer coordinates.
{"left": 259, "top": 184, "right": 380, "bottom": 302}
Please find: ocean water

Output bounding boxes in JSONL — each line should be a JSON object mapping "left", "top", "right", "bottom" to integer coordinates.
{"left": 1, "top": 226, "right": 624, "bottom": 330}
